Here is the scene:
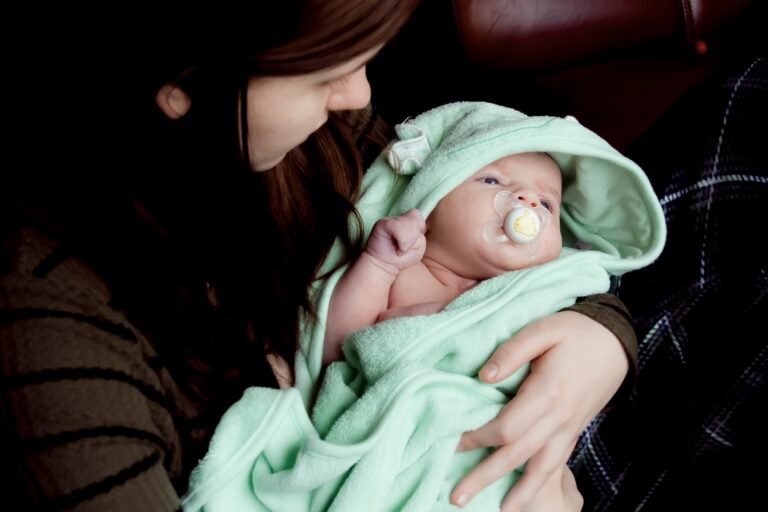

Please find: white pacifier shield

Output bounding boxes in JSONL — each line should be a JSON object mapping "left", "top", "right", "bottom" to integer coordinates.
{"left": 503, "top": 207, "right": 541, "bottom": 243}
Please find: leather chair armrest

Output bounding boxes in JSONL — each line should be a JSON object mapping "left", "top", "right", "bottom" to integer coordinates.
{"left": 453, "top": 0, "right": 754, "bottom": 71}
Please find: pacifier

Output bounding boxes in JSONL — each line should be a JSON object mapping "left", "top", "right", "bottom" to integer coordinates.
{"left": 483, "top": 191, "right": 552, "bottom": 255}
{"left": 504, "top": 207, "right": 542, "bottom": 243}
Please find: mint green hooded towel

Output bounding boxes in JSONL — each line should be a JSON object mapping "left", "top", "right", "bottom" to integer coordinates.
{"left": 182, "top": 102, "right": 666, "bottom": 512}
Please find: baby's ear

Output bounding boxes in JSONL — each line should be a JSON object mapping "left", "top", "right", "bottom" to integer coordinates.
{"left": 155, "top": 83, "right": 191, "bottom": 120}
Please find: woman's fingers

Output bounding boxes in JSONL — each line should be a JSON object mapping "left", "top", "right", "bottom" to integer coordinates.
{"left": 458, "top": 378, "right": 552, "bottom": 452}
{"left": 513, "top": 464, "right": 583, "bottom": 512}
{"left": 452, "top": 413, "right": 560, "bottom": 507}
{"left": 500, "top": 436, "right": 573, "bottom": 512}
{"left": 479, "top": 316, "right": 560, "bottom": 382}
{"left": 461, "top": 337, "right": 577, "bottom": 453}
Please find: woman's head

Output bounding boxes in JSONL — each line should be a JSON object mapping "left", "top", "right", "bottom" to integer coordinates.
{"left": 152, "top": 0, "right": 420, "bottom": 172}
{"left": 7, "top": 1, "right": 420, "bottom": 429}
{"left": 239, "top": 45, "right": 380, "bottom": 171}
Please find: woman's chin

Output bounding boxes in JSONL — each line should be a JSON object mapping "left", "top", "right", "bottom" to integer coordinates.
{"left": 251, "top": 154, "right": 287, "bottom": 172}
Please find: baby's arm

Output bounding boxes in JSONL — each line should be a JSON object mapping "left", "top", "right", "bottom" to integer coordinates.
{"left": 375, "top": 301, "right": 446, "bottom": 323}
{"left": 324, "top": 209, "right": 426, "bottom": 364}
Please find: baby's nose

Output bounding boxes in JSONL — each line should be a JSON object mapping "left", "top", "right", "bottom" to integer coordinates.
{"left": 515, "top": 190, "right": 541, "bottom": 208}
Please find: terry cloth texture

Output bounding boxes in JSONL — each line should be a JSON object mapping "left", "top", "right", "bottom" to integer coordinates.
{"left": 182, "top": 102, "right": 666, "bottom": 512}
{"left": 572, "top": 56, "right": 768, "bottom": 511}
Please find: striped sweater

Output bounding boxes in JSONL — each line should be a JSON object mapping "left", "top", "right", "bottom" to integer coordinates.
{"left": 1, "top": 229, "right": 204, "bottom": 511}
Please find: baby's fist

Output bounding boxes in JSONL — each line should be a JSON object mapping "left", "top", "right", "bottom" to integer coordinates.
{"left": 366, "top": 209, "right": 426, "bottom": 270}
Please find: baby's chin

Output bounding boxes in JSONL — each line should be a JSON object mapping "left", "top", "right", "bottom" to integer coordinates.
{"left": 484, "top": 247, "right": 542, "bottom": 273}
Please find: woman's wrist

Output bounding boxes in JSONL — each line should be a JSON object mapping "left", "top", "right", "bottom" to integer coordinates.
{"left": 563, "top": 293, "right": 638, "bottom": 404}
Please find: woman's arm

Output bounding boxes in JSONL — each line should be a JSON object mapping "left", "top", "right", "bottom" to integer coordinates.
{"left": 1, "top": 344, "right": 183, "bottom": 512}
{"left": 1, "top": 235, "right": 186, "bottom": 512}
{"left": 564, "top": 293, "right": 638, "bottom": 403}
{"left": 451, "top": 294, "right": 634, "bottom": 511}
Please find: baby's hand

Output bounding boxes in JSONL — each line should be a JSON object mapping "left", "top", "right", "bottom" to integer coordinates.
{"left": 366, "top": 209, "right": 426, "bottom": 270}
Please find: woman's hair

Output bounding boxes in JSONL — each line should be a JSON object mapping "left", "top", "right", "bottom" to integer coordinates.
{"left": 4, "top": 0, "right": 420, "bottom": 451}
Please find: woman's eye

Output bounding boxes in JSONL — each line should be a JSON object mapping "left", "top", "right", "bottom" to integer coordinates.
{"left": 480, "top": 176, "right": 500, "bottom": 185}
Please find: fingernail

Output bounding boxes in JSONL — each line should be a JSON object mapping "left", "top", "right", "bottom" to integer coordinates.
{"left": 480, "top": 363, "right": 498, "bottom": 380}
{"left": 455, "top": 440, "right": 465, "bottom": 452}
{"left": 454, "top": 492, "right": 470, "bottom": 507}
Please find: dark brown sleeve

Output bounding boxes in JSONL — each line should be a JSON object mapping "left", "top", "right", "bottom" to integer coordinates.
{"left": 563, "top": 293, "right": 638, "bottom": 404}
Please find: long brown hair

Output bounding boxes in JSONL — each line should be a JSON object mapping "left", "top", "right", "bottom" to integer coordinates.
{"left": 4, "top": 0, "right": 420, "bottom": 434}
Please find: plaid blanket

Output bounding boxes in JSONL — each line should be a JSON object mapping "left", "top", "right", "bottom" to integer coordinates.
{"left": 572, "top": 56, "right": 768, "bottom": 510}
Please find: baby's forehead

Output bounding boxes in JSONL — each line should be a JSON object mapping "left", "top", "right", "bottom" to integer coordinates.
{"left": 475, "top": 152, "right": 561, "bottom": 181}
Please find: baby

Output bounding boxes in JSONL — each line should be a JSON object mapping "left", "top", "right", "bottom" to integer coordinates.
{"left": 324, "top": 150, "right": 573, "bottom": 510}
{"left": 325, "top": 151, "right": 563, "bottom": 361}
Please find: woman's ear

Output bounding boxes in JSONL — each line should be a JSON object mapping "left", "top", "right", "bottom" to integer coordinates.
{"left": 155, "top": 83, "right": 191, "bottom": 120}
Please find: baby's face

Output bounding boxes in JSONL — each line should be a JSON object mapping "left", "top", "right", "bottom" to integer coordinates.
{"left": 425, "top": 152, "right": 563, "bottom": 279}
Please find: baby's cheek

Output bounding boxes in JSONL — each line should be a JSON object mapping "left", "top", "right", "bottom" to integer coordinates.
{"left": 548, "top": 231, "right": 564, "bottom": 259}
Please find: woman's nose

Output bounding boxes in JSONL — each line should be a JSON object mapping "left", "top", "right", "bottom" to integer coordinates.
{"left": 327, "top": 66, "right": 372, "bottom": 111}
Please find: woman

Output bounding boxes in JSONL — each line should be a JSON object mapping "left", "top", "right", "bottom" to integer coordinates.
{"left": 1, "top": 3, "right": 634, "bottom": 511}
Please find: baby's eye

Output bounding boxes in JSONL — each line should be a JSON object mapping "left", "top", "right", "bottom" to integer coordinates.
{"left": 479, "top": 176, "right": 500, "bottom": 185}
{"left": 541, "top": 199, "right": 555, "bottom": 212}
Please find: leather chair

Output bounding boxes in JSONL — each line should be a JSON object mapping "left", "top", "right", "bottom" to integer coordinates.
{"left": 370, "top": 0, "right": 763, "bottom": 151}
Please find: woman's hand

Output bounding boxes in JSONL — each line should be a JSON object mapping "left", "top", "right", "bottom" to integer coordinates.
{"left": 450, "top": 311, "right": 628, "bottom": 512}
{"left": 521, "top": 465, "right": 583, "bottom": 512}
